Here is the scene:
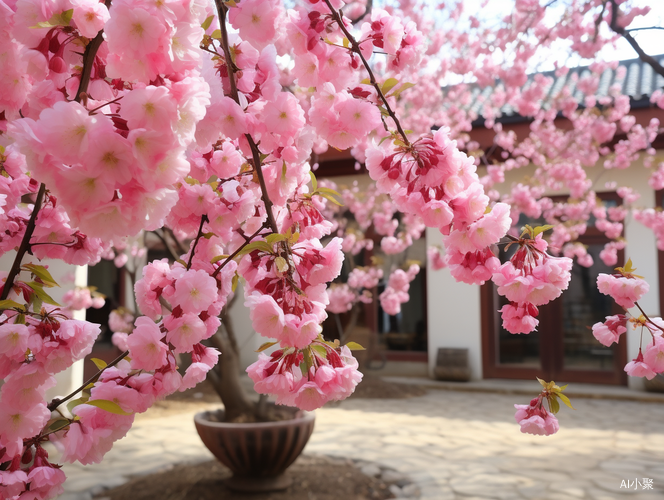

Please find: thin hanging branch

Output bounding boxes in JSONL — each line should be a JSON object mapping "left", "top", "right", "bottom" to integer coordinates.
{"left": 47, "top": 349, "right": 129, "bottom": 412}
{"left": 323, "top": 0, "right": 411, "bottom": 145}
{"left": 1, "top": 183, "right": 46, "bottom": 300}
{"left": 213, "top": 0, "right": 280, "bottom": 233}
{"left": 608, "top": 0, "right": 664, "bottom": 79}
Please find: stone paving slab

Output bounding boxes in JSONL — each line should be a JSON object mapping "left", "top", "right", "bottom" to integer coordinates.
{"left": 57, "top": 390, "right": 664, "bottom": 499}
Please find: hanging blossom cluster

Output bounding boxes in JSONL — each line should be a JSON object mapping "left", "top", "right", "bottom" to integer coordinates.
{"left": 514, "top": 379, "right": 573, "bottom": 437}
{"left": 0, "top": 266, "right": 99, "bottom": 499}
{"left": 592, "top": 259, "right": 664, "bottom": 380}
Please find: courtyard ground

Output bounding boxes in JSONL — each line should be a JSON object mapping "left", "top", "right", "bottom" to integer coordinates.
{"left": 56, "top": 380, "right": 664, "bottom": 500}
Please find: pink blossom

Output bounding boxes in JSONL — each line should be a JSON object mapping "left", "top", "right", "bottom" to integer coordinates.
{"left": 164, "top": 313, "right": 208, "bottom": 353}
{"left": 172, "top": 269, "right": 218, "bottom": 315}
{"left": 0, "top": 323, "right": 30, "bottom": 359}
{"left": 643, "top": 336, "right": 664, "bottom": 374}
{"left": 514, "top": 403, "right": 559, "bottom": 436}
{"left": 126, "top": 317, "right": 168, "bottom": 371}
{"left": 597, "top": 273, "right": 649, "bottom": 310}
{"left": 500, "top": 303, "right": 539, "bottom": 335}
{"left": 624, "top": 350, "right": 657, "bottom": 380}
{"left": 591, "top": 315, "right": 627, "bottom": 347}
{"left": 72, "top": 0, "right": 110, "bottom": 38}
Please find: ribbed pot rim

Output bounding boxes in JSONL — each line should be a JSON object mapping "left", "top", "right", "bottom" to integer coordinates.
{"left": 194, "top": 408, "right": 315, "bottom": 430}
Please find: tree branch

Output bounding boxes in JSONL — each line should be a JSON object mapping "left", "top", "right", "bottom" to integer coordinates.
{"left": 608, "top": 0, "right": 664, "bottom": 79}
{"left": 186, "top": 215, "right": 208, "bottom": 270}
{"left": 213, "top": 0, "right": 279, "bottom": 233}
{"left": 350, "top": 0, "right": 372, "bottom": 25}
{"left": 323, "top": 0, "right": 411, "bottom": 145}
{"left": 47, "top": 349, "right": 129, "bottom": 412}
{"left": 74, "top": 0, "right": 112, "bottom": 103}
{"left": 151, "top": 229, "right": 180, "bottom": 261}
{"left": 1, "top": 184, "right": 46, "bottom": 300}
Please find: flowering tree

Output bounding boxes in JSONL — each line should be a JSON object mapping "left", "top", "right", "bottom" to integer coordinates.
{"left": 1, "top": 0, "right": 664, "bottom": 496}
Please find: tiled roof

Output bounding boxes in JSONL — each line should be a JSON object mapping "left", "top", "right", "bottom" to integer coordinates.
{"left": 463, "top": 55, "right": 664, "bottom": 126}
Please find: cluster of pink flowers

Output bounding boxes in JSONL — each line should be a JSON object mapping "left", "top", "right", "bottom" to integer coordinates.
{"left": 62, "top": 287, "right": 105, "bottom": 312}
{"left": 238, "top": 237, "right": 343, "bottom": 349}
{"left": 493, "top": 232, "right": 573, "bottom": 334}
{"left": 591, "top": 314, "right": 628, "bottom": 347}
{"left": 596, "top": 267, "right": 649, "bottom": 310}
{"left": 247, "top": 341, "right": 362, "bottom": 411}
{"left": 594, "top": 262, "right": 664, "bottom": 381}
{"left": 514, "top": 399, "right": 559, "bottom": 436}
{"left": 6, "top": 0, "right": 210, "bottom": 245}
{"left": 379, "top": 264, "right": 420, "bottom": 316}
{"left": 0, "top": 289, "right": 99, "bottom": 498}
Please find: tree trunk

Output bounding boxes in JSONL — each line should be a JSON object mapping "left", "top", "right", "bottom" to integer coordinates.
{"left": 207, "top": 309, "right": 255, "bottom": 422}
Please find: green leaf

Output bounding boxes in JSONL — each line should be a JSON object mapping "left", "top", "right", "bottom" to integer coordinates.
{"left": 318, "top": 192, "right": 343, "bottom": 206}
{"left": 176, "top": 259, "right": 187, "bottom": 267}
{"left": 90, "top": 358, "right": 107, "bottom": 370}
{"left": 23, "top": 263, "right": 59, "bottom": 287}
{"left": 60, "top": 8, "right": 73, "bottom": 25}
{"left": 311, "top": 344, "right": 328, "bottom": 357}
{"left": 378, "top": 135, "right": 392, "bottom": 146}
{"left": 360, "top": 78, "right": 371, "bottom": 85}
{"left": 532, "top": 224, "right": 554, "bottom": 237}
{"left": 558, "top": 384, "right": 568, "bottom": 391}
{"left": 256, "top": 341, "right": 277, "bottom": 352}
{"left": 548, "top": 396, "right": 560, "bottom": 414}
{"left": 0, "top": 299, "right": 24, "bottom": 311}
{"left": 85, "top": 399, "right": 133, "bottom": 415}
{"left": 201, "top": 15, "right": 214, "bottom": 31}
{"left": 211, "top": 254, "right": 230, "bottom": 264}
{"left": 236, "top": 240, "right": 274, "bottom": 257}
{"left": 32, "top": 9, "right": 74, "bottom": 28}
{"left": 32, "top": 295, "right": 42, "bottom": 313}
{"left": 309, "top": 171, "right": 318, "bottom": 192}
{"left": 345, "top": 341, "right": 365, "bottom": 351}
{"left": 275, "top": 256, "right": 289, "bottom": 273}
{"left": 558, "top": 393, "right": 575, "bottom": 410}
{"left": 381, "top": 78, "right": 399, "bottom": 95}
{"left": 536, "top": 377, "right": 547, "bottom": 388}
{"left": 316, "top": 186, "right": 341, "bottom": 197}
{"left": 211, "top": 29, "right": 222, "bottom": 39}
{"left": 47, "top": 418, "right": 71, "bottom": 432}
{"left": 67, "top": 397, "right": 89, "bottom": 414}
{"left": 203, "top": 232, "right": 215, "bottom": 239}
{"left": 342, "top": 37, "right": 350, "bottom": 48}
{"left": 231, "top": 273, "right": 239, "bottom": 293}
{"left": 26, "top": 282, "right": 60, "bottom": 306}
{"left": 266, "top": 233, "right": 287, "bottom": 246}
{"left": 390, "top": 82, "right": 416, "bottom": 98}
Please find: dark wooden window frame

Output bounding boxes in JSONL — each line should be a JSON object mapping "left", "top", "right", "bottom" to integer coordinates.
{"left": 481, "top": 192, "right": 628, "bottom": 385}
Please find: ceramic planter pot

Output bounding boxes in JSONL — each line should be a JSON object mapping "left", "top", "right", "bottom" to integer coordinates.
{"left": 194, "top": 407, "right": 315, "bottom": 492}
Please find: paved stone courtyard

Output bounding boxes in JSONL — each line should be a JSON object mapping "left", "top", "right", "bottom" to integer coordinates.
{"left": 57, "top": 388, "right": 664, "bottom": 500}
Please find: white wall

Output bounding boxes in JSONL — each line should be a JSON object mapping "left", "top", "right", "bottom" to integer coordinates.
{"left": 426, "top": 227, "right": 484, "bottom": 380}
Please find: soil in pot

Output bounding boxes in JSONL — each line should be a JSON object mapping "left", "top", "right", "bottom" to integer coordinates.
{"left": 95, "top": 455, "right": 398, "bottom": 500}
